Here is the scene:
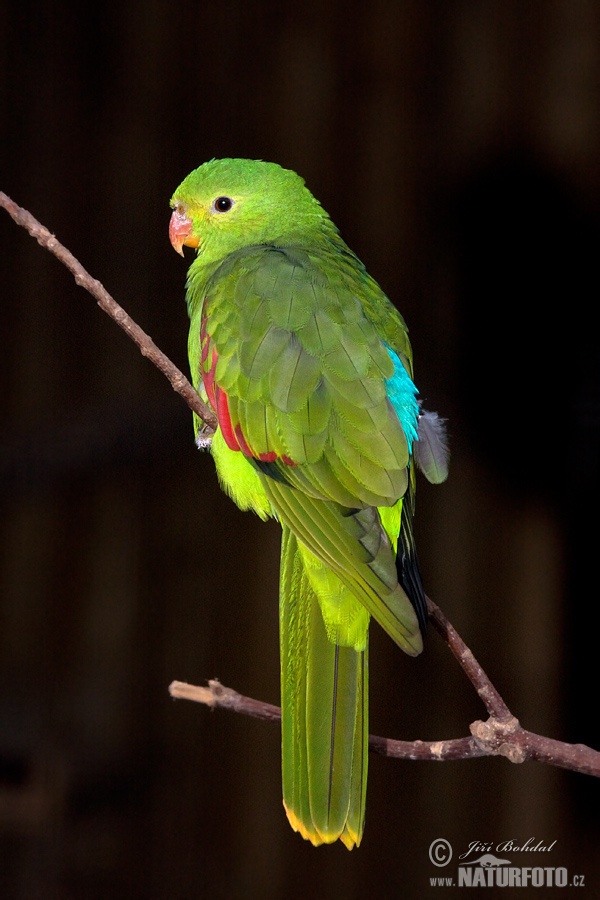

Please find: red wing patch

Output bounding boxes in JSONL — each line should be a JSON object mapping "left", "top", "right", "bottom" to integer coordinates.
{"left": 233, "top": 423, "right": 254, "bottom": 457}
{"left": 201, "top": 307, "right": 296, "bottom": 466}
{"left": 215, "top": 387, "right": 239, "bottom": 451}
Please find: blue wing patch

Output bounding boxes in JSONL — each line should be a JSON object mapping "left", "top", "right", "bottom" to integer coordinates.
{"left": 384, "top": 345, "right": 419, "bottom": 452}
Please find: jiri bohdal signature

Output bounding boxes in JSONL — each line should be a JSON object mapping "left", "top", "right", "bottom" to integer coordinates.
{"left": 459, "top": 838, "right": 557, "bottom": 860}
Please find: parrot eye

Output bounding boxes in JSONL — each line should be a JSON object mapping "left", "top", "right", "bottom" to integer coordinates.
{"left": 213, "top": 196, "right": 234, "bottom": 213}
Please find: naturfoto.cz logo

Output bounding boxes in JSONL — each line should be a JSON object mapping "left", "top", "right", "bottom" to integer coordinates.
{"left": 428, "top": 838, "right": 585, "bottom": 889}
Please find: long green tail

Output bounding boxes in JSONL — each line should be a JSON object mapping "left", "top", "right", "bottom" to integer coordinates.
{"left": 279, "top": 525, "right": 369, "bottom": 849}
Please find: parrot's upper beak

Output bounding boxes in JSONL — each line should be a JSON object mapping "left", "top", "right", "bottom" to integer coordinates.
{"left": 169, "top": 206, "right": 199, "bottom": 256}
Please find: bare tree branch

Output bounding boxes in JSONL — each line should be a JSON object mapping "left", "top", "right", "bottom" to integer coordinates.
{"left": 169, "top": 679, "right": 600, "bottom": 775}
{"left": 4, "top": 190, "right": 599, "bottom": 779}
{"left": 426, "top": 595, "right": 511, "bottom": 719}
{"left": 0, "top": 191, "right": 217, "bottom": 432}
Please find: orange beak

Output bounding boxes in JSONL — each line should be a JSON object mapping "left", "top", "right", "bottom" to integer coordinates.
{"left": 169, "top": 207, "right": 199, "bottom": 256}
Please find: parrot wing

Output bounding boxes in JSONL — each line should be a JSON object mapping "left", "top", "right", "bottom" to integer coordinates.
{"left": 194, "top": 243, "right": 423, "bottom": 654}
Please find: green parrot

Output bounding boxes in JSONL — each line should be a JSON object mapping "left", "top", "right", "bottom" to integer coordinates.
{"left": 169, "top": 159, "right": 448, "bottom": 849}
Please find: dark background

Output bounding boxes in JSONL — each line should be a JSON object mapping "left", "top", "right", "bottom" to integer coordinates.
{"left": 1, "top": 2, "right": 599, "bottom": 897}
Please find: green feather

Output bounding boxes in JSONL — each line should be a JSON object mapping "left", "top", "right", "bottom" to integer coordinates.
{"left": 269, "top": 336, "right": 321, "bottom": 412}
{"left": 280, "top": 526, "right": 368, "bottom": 847}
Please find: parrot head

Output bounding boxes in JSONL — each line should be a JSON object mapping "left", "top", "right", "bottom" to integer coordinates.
{"left": 169, "top": 158, "right": 329, "bottom": 262}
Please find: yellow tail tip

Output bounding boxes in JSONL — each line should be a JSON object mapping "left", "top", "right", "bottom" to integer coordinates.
{"left": 284, "top": 803, "right": 325, "bottom": 846}
{"left": 283, "top": 802, "right": 362, "bottom": 850}
{"left": 340, "top": 827, "right": 361, "bottom": 851}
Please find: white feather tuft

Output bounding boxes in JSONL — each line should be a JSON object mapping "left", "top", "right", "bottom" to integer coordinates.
{"left": 195, "top": 430, "right": 214, "bottom": 451}
{"left": 414, "top": 408, "right": 449, "bottom": 484}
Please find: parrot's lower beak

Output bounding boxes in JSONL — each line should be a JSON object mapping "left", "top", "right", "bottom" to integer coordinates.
{"left": 169, "top": 208, "right": 198, "bottom": 256}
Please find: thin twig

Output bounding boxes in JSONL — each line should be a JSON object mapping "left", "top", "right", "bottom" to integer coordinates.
{"left": 4, "top": 190, "right": 599, "bottom": 780}
{"left": 426, "top": 595, "right": 511, "bottom": 719}
{"left": 170, "top": 679, "right": 282, "bottom": 723}
{"left": 169, "top": 679, "right": 488, "bottom": 761}
{"left": 0, "top": 191, "right": 217, "bottom": 432}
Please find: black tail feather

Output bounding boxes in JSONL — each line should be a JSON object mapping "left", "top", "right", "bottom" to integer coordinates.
{"left": 396, "top": 480, "right": 428, "bottom": 635}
